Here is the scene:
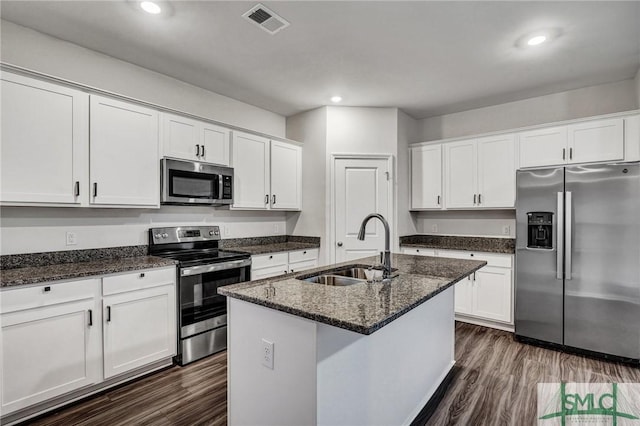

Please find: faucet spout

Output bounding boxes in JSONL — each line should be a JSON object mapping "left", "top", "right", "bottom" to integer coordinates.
{"left": 357, "top": 213, "right": 392, "bottom": 279}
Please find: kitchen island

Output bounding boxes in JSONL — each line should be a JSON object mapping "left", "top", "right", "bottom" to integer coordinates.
{"left": 219, "top": 253, "right": 485, "bottom": 426}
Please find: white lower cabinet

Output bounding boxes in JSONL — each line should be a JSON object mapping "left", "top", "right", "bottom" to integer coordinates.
{"left": 472, "top": 266, "right": 512, "bottom": 323}
{"left": 0, "top": 279, "right": 102, "bottom": 415}
{"left": 251, "top": 248, "right": 319, "bottom": 280}
{"left": 0, "top": 266, "right": 176, "bottom": 420}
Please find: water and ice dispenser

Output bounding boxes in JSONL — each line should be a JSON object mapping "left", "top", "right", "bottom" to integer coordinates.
{"left": 527, "top": 212, "right": 553, "bottom": 249}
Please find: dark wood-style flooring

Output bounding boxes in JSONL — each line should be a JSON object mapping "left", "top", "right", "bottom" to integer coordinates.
{"left": 26, "top": 322, "right": 640, "bottom": 426}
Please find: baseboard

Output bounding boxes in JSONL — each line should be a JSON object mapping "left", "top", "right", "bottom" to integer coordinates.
{"left": 409, "top": 363, "right": 459, "bottom": 426}
{"left": 455, "top": 315, "right": 514, "bottom": 332}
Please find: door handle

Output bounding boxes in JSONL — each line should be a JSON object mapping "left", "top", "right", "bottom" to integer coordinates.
{"left": 556, "top": 192, "right": 564, "bottom": 280}
{"left": 106, "top": 306, "right": 111, "bottom": 322}
{"left": 88, "top": 309, "right": 93, "bottom": 326}
{"left": 93, "top": 182, "right": 98, "bottom": 198}
{"left": 337, "top": 241, "right": 343, "bottom": 247}
{"left": 75, "top": 181, "right": 80, "bottom": 197}
{"left": 565, "top": 191, "right": 573, "bottom": 280}
{"left": 196, "top": 144, "right": 201, "bottom": 157}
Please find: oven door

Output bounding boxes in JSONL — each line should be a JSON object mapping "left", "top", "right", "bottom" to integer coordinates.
{"left": 178, "top": 259, "right": 251, "bottom": 339}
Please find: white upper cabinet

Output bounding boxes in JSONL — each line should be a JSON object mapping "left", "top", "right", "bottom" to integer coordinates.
{"left": 519, "top": 118, "right": 625, "bottom": 168}
{"left": 162, "top": 113, "right": 230, "bottom": 165}
{"left": 90, "top": 95, "right": 160, "bottom": 207}
{"left": 444, "top": 140, "right": 477, "bottom": 209}
{"left": 567, "top": 118, "right": 624, "bottom": 164}
{"left": 410, "top": 144, "right": 442, "bottom": 209}
{"left": 476, "top": 134, "right": 516, "bottom": 208}
{"left": 270, "top": 141, "right": 302, "bottom": 210}
{"left": 231, "top": 131, "right": 271, "bottom": 209}
{"left": 1, "top": 72, "right": 88, "bottom": 205}
{"left": 232, "top": 132, "right": 302, "bottom": 211}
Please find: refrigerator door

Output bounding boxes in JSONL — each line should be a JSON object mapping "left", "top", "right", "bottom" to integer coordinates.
{"left": 564, "top": 163, "right": 640, "bottom": 359}
{"left": 515, "top": 167, "right": 565, "bottom": 344}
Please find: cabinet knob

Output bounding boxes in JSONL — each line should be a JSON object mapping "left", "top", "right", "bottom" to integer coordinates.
{"left": 337, "top": 241, "right": 343, "bottom": 247}
{"left": 43, "top": 286, "right": 51, "bottom": 292}
{"left": 140, "top": 273, "right": 145, "bottom": 278}
{"left": 470, "top": 253, "right": 474, "bottom": 257}
{"left": 303, "top": 251, "right": 307, "bottom": 254}
{"left": 269, "top": 255, "right": 273, "bottom": 259}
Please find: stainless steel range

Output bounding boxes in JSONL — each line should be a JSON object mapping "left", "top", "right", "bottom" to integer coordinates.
{"left": 149, "top": 226, "right": 251, "bottom": 365}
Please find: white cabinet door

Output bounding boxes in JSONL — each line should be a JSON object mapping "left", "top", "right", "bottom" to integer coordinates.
{"left": 103, "top": 285, "right": 176, "bottom": 379}
{"left": 1, "top": 292, "right": 101, "bottom": 414}
{"left": 270, "top": 141, "right": 302, "bottom": 210}
{"left": 472, "top": 266, "right": 512, "bottom": 323}
{"left": 231, "top": 131, "right": 270, "bottom": 209}
{"left": 568, "top": 118, "right": 624, "bottom": 164}
{"left": 201, "top": 123, "right": 230, "bottom": 166}
{"left": 162, "top": 113, "right": 200, "bottom": 161}
{"left": 411, "top": 145, "right": 442, "bottom": 209}
{"left": 90, "top": 95, "right": 159, "bottom": 207}
{"left": 477, "top": 134, "right": 516, "bottom": 208}
{"left": 454, "top": 277, "right": 473, "bottom": 316}
{"left": 518, "top": 126, "right": 568, "bottom": 168}
{"left": 445, "top": 140, "right": 477, "bottom": 208}
{"left": 1, "top": 72, "right": 88, "bottom": 205}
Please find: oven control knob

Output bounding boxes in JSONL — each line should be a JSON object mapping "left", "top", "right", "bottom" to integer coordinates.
{"left": 154, "top": 233, "right": 162, "bottom": 239}
{"left": 162, "top": 233, "right": 168, "bottom": 238}
{"left": 209, "top": 230, "right": 215, "bottom": 236}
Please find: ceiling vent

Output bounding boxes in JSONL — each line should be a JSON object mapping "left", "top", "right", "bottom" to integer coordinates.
{"left": 243, "top": 4, "right": 290, "bottom": 35}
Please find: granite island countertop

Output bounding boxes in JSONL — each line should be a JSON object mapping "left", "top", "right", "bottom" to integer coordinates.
{"left": 400, "top": 234, "right": 515, "bottom": 254}
{"left": 219, "top": 253, "right": 485, "bottom": 335}
{"left": 0, "top": 256, "right": 177, "bottom": 288}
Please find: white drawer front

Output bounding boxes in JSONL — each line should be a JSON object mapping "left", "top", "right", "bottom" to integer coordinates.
{"left": 103, "top": 267, "right": 176, "bottom": 296}
{"left": 438, "top": 249, "right": 512, "bottom": 268}
{"left": 288, "top": 259, "right": 318, "bottom": 274}
{"left": 401, "top": 247, "right": 437, "bottom": 256}
{"left": 1, "top": 278, "right": 100, "bottom": 313}
{"left": 251, "top": 265, "right": 289, "bottom": 281}
{"left": 288, "top": 248, "right": 319, "bottom": 264}
{"left": 251, "top": 252, "right": 288, "bottom": 270}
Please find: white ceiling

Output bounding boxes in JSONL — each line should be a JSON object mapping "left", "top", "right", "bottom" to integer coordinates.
{"left": 1, "top": 1, "right": 639, "bottom": 119}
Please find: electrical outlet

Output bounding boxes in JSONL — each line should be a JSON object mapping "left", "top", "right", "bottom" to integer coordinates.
{"left": 273, "top": 224, "right": 280, "bottom": 234}
{"left": 66, "top": 232, "right": 77, "bottom": 246}
{"left": 224, "top": 226, "right": 231, "bottom": 236}
{"left": 431, "top": 224, "right": 438, "bottom": 233}
{"left": 502, "top": 225, "right": 511, "bottom": 235}
{"left": 261, "top": 339, "right": 274, "bottom": 369}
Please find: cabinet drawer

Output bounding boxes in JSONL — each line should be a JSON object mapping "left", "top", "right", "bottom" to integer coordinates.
{"left": 1, "top": 278, "right": 100, "bottom": 314}
{"left": 288, "top": 259, "right": 318, "bottom": 274}
{"left": 252, "top": 252, "right": 288, "bottom": 270}
{"left": 251, "top": 265, "right": 289, "bottom": 281}
{"left": 288, "top": 248, "right": 319, "bottom": 263}
{"left": 103, "top": 267, "right": 176, "bottom": 296}
{"left": 438, "top": 249, "right": 512, "bottom": 268}
{"left": 401, "top": 247, "right": 437, "bottom": 256}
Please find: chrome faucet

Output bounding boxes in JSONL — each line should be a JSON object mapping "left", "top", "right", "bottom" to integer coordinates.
{"left": 357, "top": 213, "right": 391, "bottom": 279}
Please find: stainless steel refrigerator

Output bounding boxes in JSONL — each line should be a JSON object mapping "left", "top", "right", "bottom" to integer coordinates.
{"left": 515, "top": 162, "right": 640, "bottom": 360}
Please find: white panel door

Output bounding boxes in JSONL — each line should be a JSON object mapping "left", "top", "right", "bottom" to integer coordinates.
{"left": 201, "top": 123, "right": 230, "bottom": 166}
{"left": 1, "top": 297, "right": 101, "bottom": 414}
{"left": 454, "top": 277, "right": 473, "bottom": 316}
{"left": 1, "top": 72, "right": 88, "bottom": 205}
{"left": 444, "top": 140, "right": 477, "bottom": 209}
{"left": 270, "top": 141, "right": 302, "bottom": 210}
{"left": 103, "top": 285, "right": 176, "bottom": 379}
{"left": 231, "top": 131, "right": 270, "bottom": 209}
{"left": 162, "top": 113, "right": 200, "bottom": 161}
{"left": 568, "top": 118, "right": 624, "bottom": 164}
{"left": 518, "top": 126, "right": 568, "bottom": 168}
{"left": 334, "top": 158, "right": 390, "bottom": 263}
{"left": 411, "top": 145, "right": 442, "bottom": 209}
{"left": 477, "top": 134, "right": 516, "bottom": 208}
{"left": 89, "top": 95, "right": 159, "bottom": 207}
{"left": 472, "top": 267, "right": 512, "bottom": 323}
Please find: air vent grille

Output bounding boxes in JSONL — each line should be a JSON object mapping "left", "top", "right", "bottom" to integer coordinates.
{"left": 243, "top": 4, "right": 290, "bottom": 35}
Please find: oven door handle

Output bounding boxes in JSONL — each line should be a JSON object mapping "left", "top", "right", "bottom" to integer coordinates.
{"left": 181, "top": 258, "right": 252, "bottom": 276}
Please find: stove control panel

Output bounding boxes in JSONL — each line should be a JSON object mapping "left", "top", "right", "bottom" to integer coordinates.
{"left": 150, "top": 226, "right": 221, "bottom": 245}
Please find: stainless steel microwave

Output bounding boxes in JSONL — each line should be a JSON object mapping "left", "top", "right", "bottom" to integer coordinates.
{"left": 161, "top": 158, "right": 233, "bottom": 206}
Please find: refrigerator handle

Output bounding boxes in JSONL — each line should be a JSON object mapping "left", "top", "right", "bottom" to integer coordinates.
{"left": 556, "top": 192, "right": 564, "bottom": 280}
{"left": 565, "top": 191, "right": 572, "bottom": 280}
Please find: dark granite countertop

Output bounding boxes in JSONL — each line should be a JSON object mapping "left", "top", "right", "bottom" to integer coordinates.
{"left": 222, "top": 235, "right": 320, "bottom": 255}
{"left": 0, "top": 256, "right": 177, "bottom": 288}
{"left": 219, "top": 253, "right": 485, "bottom": 335}
{"left": 399, "top": 234, "right": 515, "bottom": 254}
{"left": 231, "top": 242, "right": 320, "bottom": 255}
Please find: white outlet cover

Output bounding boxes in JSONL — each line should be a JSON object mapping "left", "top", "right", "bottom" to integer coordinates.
{"left": 503, "top": 225, "right": 511, "bottom": 235}
{"left": 431, "top": 224, "right": 438, "bottom": 232}
{"left": 261, "top": 339, "right": 274, "bottom": 369}
{"left": 66, "top": 231, "right": 77, "bottom": 246}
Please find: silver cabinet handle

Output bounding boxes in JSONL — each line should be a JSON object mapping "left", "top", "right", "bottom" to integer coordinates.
{"left": 556, "top": 192, "right": 564, "bottom": 280}
{"left": 196, "top": 144, "right": 200, "bottom": 157}
{"left": 93, "top": 182, "right": 98, "bottom": 197}
{"left": 265, "top": 194, "right": 269, "bottom": 204}
{"left": 562, "top": 148, "right": 566, "bottom": 160}
{"left": 565, "top": 191, "right": 573, "bottom": 280}
{"left": 201, "top": 145, "right": 205, "bottom": 158}
{"left": 106, "top": 306, "right": 111, "bottom": 322}
{"left": 473, "top": 194, "right": 477, "bottom": 204}
{"left": 272, "top": 194, "right": 276, "bottom": 205}
{"left": 75, "top": 181, "right": 80, "bottom": 197}
{"left": 569, "top": 147, "right": 573, "bottom": 160}
{"left": 478, "top": 194, "right": 482, "bottom": 204}
{"left": 437, "top": 195, "right": 440, "bottom": 205}
{"left": 88, "top": 309, "right": 93, "bottom": 326}
{"left": 337, "top": 241, "right": 343, "bottom": 247}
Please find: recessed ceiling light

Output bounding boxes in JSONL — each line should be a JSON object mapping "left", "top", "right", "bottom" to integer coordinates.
{"left": 516, "top": 28, "right": 561, "bottom": 49}
{"left": 527, "top": 35, "right": 547, "bottom": 46}
{"left": 140, "top": 1, "right": 162, "bottom": 14}
{"left": 331, "top": 96, "right": 342, "bottom": 103}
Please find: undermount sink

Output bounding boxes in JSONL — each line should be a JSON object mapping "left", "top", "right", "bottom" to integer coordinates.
{"left": 297, "top": 265, "right": 388, "bottom": 286}
{"left": 301, "top": 275, "right": 365, "bottom": 286}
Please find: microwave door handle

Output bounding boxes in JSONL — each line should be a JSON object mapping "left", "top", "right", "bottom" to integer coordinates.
{"left": 218, "top": 174, "right": 224, "bottom": 200}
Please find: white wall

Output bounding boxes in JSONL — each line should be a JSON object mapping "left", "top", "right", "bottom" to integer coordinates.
{"left": 0, "top": 20, "right": 285, "bottom": 137}
{"left": 636, "top": 67, "right": 640, "bottom": 107}
{"left": 413, "top": 210, "right": 516, "bottom": 238}
{"left": 418, "top": 79, "right": 639, "bottom": 142}
{"left": 397, "top": 110, "right": 419, "bottom": 237}
{"left": 0, "top": 206, "right": 288, "bottom": 255}
{"left": 286, "top": 107, "right": 328, "bottom": 263}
